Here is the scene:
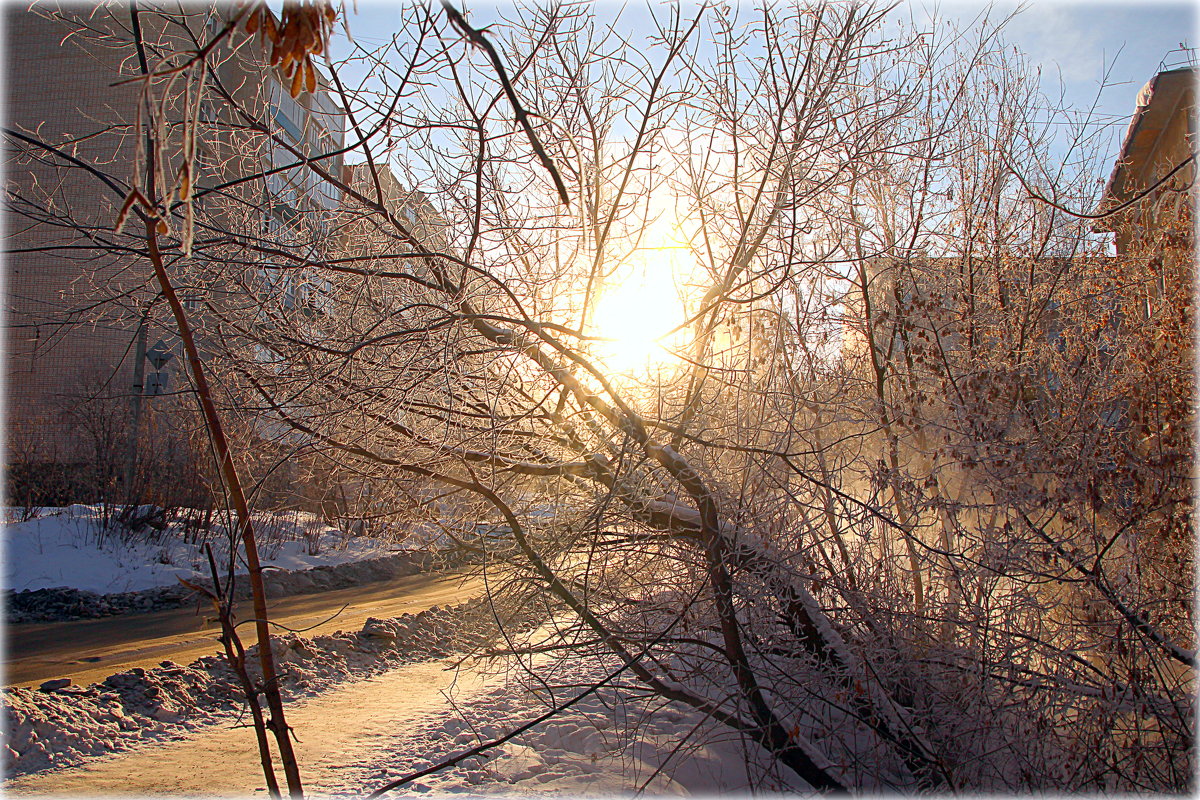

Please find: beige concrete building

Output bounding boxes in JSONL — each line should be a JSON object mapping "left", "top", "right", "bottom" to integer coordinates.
{"left": 1096, "top": 66, "right": 1196, "bottom": 256}
{"left": 1094, "top": 65, "right": 1196, "bottom": 323}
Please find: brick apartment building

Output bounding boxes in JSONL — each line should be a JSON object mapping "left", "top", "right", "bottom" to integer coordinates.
{"left": 4, "top": 5, "right": 349, "bottom": 503}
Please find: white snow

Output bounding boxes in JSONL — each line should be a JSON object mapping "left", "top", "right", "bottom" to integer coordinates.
{"left": 3, "top": 505, "right": 813, "bottom": 795}
{"left": 3, "top": 505, "right": 409, "bottom": 594}
{"left": 329, "top": 649, "right": 808, "bottom": 797}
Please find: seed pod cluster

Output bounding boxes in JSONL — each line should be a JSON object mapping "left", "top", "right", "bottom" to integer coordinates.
{"left": 245, "top": 1, "right": 337, "bottom": 97}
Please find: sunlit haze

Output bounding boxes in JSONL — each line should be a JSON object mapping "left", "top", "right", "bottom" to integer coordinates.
{"left": 589, "top": 229, "right": 693, "bottom": 380}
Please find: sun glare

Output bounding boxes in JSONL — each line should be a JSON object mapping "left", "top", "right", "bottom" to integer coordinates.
{"left": 590, "top": 245, "right": 690, "bottom": 380}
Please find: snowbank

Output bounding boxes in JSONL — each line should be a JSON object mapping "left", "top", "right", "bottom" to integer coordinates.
{"left": 3, "top": 506, "right": 419, "bottom": 595}
{"left": 7, "top": 550, "right": 455, "bottom": 623}
{"left": 6, "top": 599, "right": 808, "bottom": 795}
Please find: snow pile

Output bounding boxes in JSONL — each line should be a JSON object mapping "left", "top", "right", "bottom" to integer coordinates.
{"left": 4, "top": 600, "right": 531, "bottom": 777}
{"left": 6, "top": 661, "right": 246, "bottom": 773}
{"left": 3, "top": 505, "right": 408, "bottom": 595}
{"left": 7, "top": 551, "right": 448, "bottom": 624}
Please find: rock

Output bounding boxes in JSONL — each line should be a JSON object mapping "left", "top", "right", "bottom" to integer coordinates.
{"left": 38, "top": 679, "right": 71, "bottom": 693}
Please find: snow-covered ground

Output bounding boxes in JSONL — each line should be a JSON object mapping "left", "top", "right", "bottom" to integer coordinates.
{"left": 4, "top": 505, "right": 410, "bottom": 594}
{"left": 6, "top": 598, "right": 801, "bottom": 796}
{"left": 4, "top": 505, "right": 800, "bottom": 795}
{"left": 346, "top": 650, "right": 807, "bottom": 796}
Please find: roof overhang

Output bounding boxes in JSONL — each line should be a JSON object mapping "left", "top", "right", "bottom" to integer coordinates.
{"left": 1094, "top": 66, "right": 1196, "bottom": 231}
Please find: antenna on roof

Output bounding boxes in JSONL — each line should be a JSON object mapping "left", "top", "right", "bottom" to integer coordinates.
{"left": 1158, "top": 44, "right": 1197, "bottom": 74}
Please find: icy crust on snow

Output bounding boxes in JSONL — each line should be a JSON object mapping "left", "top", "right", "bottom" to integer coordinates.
{"left": 3, "top": 600, "right": 530, "bottom": 778}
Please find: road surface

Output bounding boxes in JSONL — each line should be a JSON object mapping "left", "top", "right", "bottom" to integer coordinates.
{"left": 6, "top": 568, "right": 483, "bottom": 688}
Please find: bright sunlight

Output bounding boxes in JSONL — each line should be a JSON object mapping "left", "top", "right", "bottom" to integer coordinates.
{"left": 590, "top": 239, "right": 692, "bottom": 380}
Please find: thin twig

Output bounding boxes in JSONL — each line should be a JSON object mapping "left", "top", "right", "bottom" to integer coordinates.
{"left": 440, "top": 0, "right": 570, "bottom": 206}
{"left": 234, "top": 603, "right": 352, "bottom": 634}
{"left": 1006, "top": 153, "right": 1196, "bottom": 221}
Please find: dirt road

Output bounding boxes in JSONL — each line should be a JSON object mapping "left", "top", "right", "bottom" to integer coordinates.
{"left": 6, "top": 568, "right": 483, "bottom": 688}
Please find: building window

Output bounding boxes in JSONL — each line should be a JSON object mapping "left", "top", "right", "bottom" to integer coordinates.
{"left": 257, "top": 267, "right": 296, "bottom": 311}
{"left": 269, "top": 82, "right": 306, "bottom": 142}
{"left": 265, "top": 204, "right": 300, "bottom": 238}
{"left": 297, "top": 275, "right": 333, "bottom": 318}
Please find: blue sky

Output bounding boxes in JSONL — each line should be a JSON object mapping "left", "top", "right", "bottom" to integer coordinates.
{"left": 329, "top": 2, "right": 1196, "bottom": 169}
{"left": 933, "top": 3, "right": 1196, "bottom": 158}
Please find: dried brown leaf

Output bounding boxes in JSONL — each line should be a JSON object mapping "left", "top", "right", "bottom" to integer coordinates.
{"left": 290, "top": 62, "right": 304, "bottom": 97}
{"left": 279, "top": 16, "right": 301, "bottom": 60}
{"left": 178, "top": 162, "right": 191, "bottom": 201}
{"left": 114, "top": 190, "right": 139, "bottom": 234}
{"left": 297, "top": 11, "right": 313, "bottom": 49}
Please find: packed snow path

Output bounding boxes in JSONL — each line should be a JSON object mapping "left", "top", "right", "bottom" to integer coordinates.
{"left": 6, "top": 659, "right": 481, "bottom": 796}
{"left": 6, "top": 596, "right": 807, "bottom": 796}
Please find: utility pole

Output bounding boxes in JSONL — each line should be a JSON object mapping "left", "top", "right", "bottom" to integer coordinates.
{"left": 124, "top": 310, "right": 149, "bottom": 503}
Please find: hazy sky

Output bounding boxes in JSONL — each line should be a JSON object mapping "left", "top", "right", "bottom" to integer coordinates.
{"left": 329, "top": 1, "right": 1197, "bottom": 168}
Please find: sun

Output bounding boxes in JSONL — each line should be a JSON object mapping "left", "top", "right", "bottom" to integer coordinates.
{"left": 590, "top": 246, "right": 690, "bottom": 379}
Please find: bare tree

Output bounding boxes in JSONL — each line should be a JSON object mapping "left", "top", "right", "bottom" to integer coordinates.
{"left": 6, "top": 0, "right": 1193, "bottom": 793}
